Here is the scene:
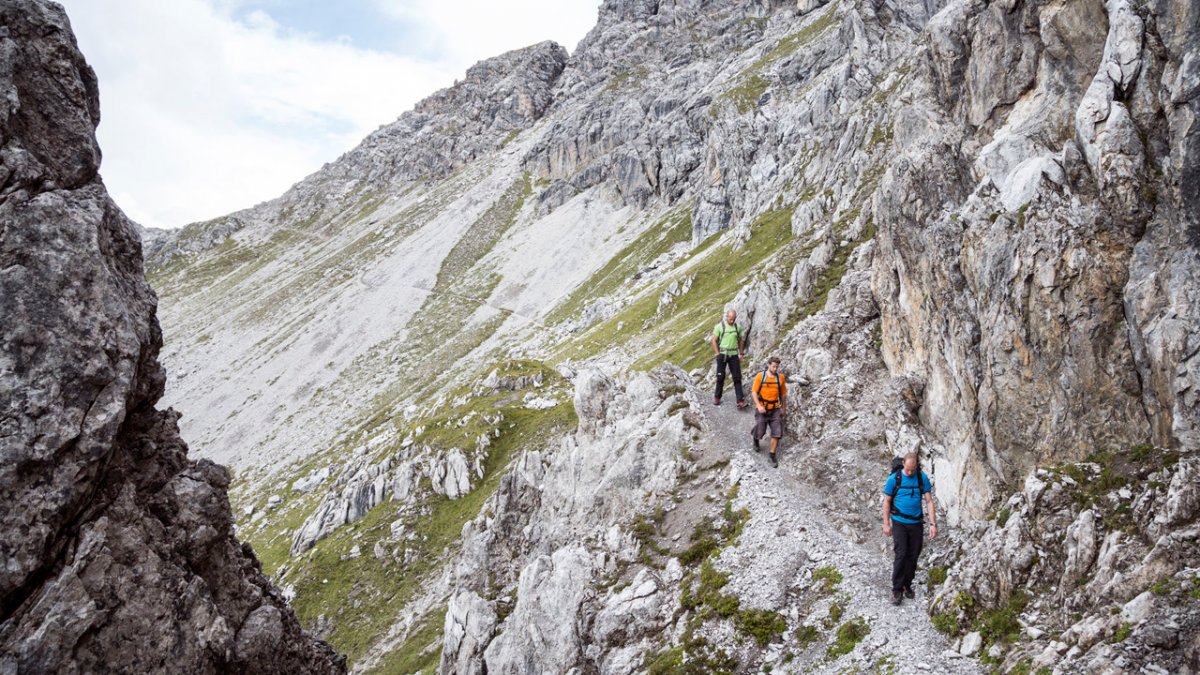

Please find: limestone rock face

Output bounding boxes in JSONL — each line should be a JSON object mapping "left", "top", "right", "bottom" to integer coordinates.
{"left": 872, "top": 0, "right": 1200, "bottom": 520}
{"left": 935, "top": 455, "right": 1200, "bottom": 674}
{"left": 0, "top": 2, "right": 342, "bottom": 671}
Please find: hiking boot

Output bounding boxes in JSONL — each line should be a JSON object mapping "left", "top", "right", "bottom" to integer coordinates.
{"left": 891, "top": 591, "right": 902, "bottom": 606}
{"left": 713, "top": 397, "right": 722, "bottom": 406}
{"left": 769, "top": 452, "right": 778, "bottom": 467}
{"left": 752, "top": 435, "right": 761, "bottom": 452}
{"left": 736, "top": 400, "right": 748, "bottom": 410}
{"left": 904, "top": 587, "right": 915, "bottom": 600}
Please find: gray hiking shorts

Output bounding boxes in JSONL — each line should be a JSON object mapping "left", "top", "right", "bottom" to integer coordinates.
{"left": 754, "top": 408, "right": 783, "bottom": 439}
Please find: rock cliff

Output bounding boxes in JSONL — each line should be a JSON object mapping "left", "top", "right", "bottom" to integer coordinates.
{"left": 0, "top": 2, "right": 343, "bottom": 671}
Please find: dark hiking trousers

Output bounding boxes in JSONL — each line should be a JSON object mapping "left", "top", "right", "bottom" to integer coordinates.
{"left": 714, "top": 353, "right": 744, "bottom": 403}
{"left": 891, "top": 519, "right": 924, "bottom": 592}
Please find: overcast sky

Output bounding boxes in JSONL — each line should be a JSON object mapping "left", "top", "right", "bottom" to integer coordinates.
{"left": 58, "top": 1, "right": 600, "bottom": 229}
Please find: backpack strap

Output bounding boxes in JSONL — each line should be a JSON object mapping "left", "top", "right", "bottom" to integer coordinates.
{"left": 756, "top": 369, "right": 781, "bottom": 409}
{"left": 888, "top": 471, "right": 925, "bottom": 522}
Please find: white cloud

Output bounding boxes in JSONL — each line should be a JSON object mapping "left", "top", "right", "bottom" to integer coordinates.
{"left": 57, "top": 0, "right": 599, "bottom": 229}
{"left": 373, "top": 0, "right": 600, "bottom": 64}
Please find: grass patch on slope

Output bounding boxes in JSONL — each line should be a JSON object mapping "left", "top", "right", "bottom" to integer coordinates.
{"left": 627, "top": 205, "right": 798, "bottom": 371}
{"left": 282, "top": 392, "right": 578, "bottom": 664}
{"left": 368, "top": 607, "right": 445, "bottom": 674}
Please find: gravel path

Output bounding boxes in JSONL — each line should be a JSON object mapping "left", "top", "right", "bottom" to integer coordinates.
{"left": 701, "top": 400, "right": 983, "bottom": 674}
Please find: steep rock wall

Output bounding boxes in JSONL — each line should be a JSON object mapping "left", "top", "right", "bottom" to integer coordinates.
{"left": 0, "top": 2, "right": 343, "bottom": 671}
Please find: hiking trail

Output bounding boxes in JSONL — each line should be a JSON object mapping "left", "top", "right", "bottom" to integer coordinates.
{"left": 690, "top": 394, "right": 980, "bottom": 673}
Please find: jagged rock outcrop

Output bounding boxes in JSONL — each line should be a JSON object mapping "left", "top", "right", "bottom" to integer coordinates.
{"left": 0, "top": 2, "right": 342, "bottom": 671}
{"left": 438, "top": 368, "right": 694, "bottom": 674}
{"left": 873, "top": 0, "right": 1200, "bottom": 521}
{"left": 932, "top": 452, "right": 1200, "bottom": 672}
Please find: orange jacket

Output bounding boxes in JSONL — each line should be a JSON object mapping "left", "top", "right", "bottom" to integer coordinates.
{"left": 752, "top": 370, "right": 787, "bottom": 407}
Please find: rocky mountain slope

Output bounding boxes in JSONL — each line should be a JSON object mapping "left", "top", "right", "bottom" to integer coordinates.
{"left": 144, "top": 0, "right": 1199, "bottom": 672}
{"left": 0, "top": 2, "right": 342, "bottom": 671}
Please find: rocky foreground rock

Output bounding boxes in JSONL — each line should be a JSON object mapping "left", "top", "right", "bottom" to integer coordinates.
{"left": 0, "top": 2, "right": 342, "bottom": 671}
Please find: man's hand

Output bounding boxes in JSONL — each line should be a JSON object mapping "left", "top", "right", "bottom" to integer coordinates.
{"left": 883, "top": 521, "right": 892, "bottom": 537}
{"left": 756, "top": 403, "right": 766, "bottom": 414}
{"left": 929, "top": 524, "right": 938, "bottom": 539}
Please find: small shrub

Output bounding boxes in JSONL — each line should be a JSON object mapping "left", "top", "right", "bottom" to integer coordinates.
{"left": 927, "top": 565, "right": 948, "bottom": 588}
{"left": 974, "top": 592, "right": 1029, "bottom": 644}
{"left": 812, "top": 565, "right": 843, "bottom": 594}
{"left": 826, "top": 616, "right": 870, "bottom": 659}
{"left": 735, "top": 608, "right": 787, "bottom": 646}
{"left": 795, "top": 624, "right": 820, "bottom": 648}
{"left": 823, "top": 598, "right": 847, "bottom": 630}
{"left": 995, "top": 507, "right": 1012, "bottom": 527}
{"left": 1109, "top": 622, "right": 1133, "bottom": 643}
{"left": 932, "top": 612, "right": 959, "bottom": 635}
{"left": 1150, "top": 578, "right": 1172, "bottom": 596}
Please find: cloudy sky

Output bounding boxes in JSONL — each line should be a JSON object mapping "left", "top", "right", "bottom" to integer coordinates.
{"left": 59, "top": 1, "right": 600, "bottom": 229}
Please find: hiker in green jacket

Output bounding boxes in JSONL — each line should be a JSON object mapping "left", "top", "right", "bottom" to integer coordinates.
{"left": 710, "top": 309, "right": 746, "bottom": 408}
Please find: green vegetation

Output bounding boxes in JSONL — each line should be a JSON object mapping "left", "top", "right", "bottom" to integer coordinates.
{"left": 812, "top": 565, "right": 843, "bottom": 594}
{"left": 627, "top": 205, "right": 799, "bottom": 371}
{"left": 873, "top": 654, "right": 898, "bottom": 675}
{"left": 971, "top": 592, "right": 1029, "bottom": 645}
{"left": 1109, "top": 622, "right": 1133, "bottom": 643}
{"left": 738, "top": 2, "right": 840, "bottom": 79}
{"left": 369, "top": 608, "right": 445, "bottom": 674}
{"left": 271, "top": 385, "right": 577, "bottom": 664}
{"left": 995, "top": 507, "right": 1012, "bottom": 527}
{"left": 1045, "top": 444, "right": 1179, "bottom": 511}
{"left": 720, "top": 74, "right": 770, "bottom": 114}
{"left": 826, "top": 616, "right": 870, "bottom": 659}
{"left": 643, "top": 638, "right": 737, "bottom": 675}
{"left": 795, "top": 624, "right": 821, "bottom": 648}
{"left": 735, "top": 608, "right": 788, "bottom": 647}
{"left": 602, "top": 66, "right": 650, "bottom": 95}
{"left": 932, "top": 612, "right": 959, "bottom": 635}
{"left": 779, "top": 217, "right": 876, "bottom": 335}
{"left": 1150, "top": 578, "right": 1172, "bottom": 596}
{"left": 823, "top": 597, "right": 847, "bottom": 630}
{"left": 632, "top": 507, "right": 671, "bottom": 568}
{"left": 927, "top": 565, "right": 948, "bottom": 589}
{"left": 866, "top": 123, "right": 894, "bottom": 149}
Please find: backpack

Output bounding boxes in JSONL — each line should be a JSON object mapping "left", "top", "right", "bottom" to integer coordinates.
{"left": 754, "top": 369, "right": 783, "bottom": 409}
{"left": 717, "top": 321, "right": 741, "bottom": 354}
{"left": 887, "top": 457, "right": 927, "bottom": 522}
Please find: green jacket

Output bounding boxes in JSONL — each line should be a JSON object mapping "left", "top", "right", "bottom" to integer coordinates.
{"left": 712, "top": 321, "right": 742, "bottom": 355}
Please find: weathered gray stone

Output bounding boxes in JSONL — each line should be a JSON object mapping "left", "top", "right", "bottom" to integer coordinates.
{"left": 0, "top": 2, "right": 344, "bottom": 671}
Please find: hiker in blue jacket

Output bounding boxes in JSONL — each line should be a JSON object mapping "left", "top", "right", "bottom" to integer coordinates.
{"left": 882, "top": 452, "right": 938, "bottom": 605}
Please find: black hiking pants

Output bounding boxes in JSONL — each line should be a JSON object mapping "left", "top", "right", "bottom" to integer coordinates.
{"left": 714, "top": 353, "right": 744, "bottom": 403}
{"left": 891, "top": 519, "right": 924, "bottom": 592}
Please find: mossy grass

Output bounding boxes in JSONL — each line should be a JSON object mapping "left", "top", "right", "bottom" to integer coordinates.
{"left": 278, "top": 392, "right": 577, "bottom": 664}
{"left": 826, "top": 616, "right": 870, "bottom": 659}
{"left": 812, "top": 565, "right": 843, "bottom": 594}
{"left": 369, "top": 607, "right": 445, "bottom": 674}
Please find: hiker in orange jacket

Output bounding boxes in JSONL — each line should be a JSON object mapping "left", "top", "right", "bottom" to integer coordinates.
{"left": 750, "top": 356, "right": 787, "bottom": 467}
